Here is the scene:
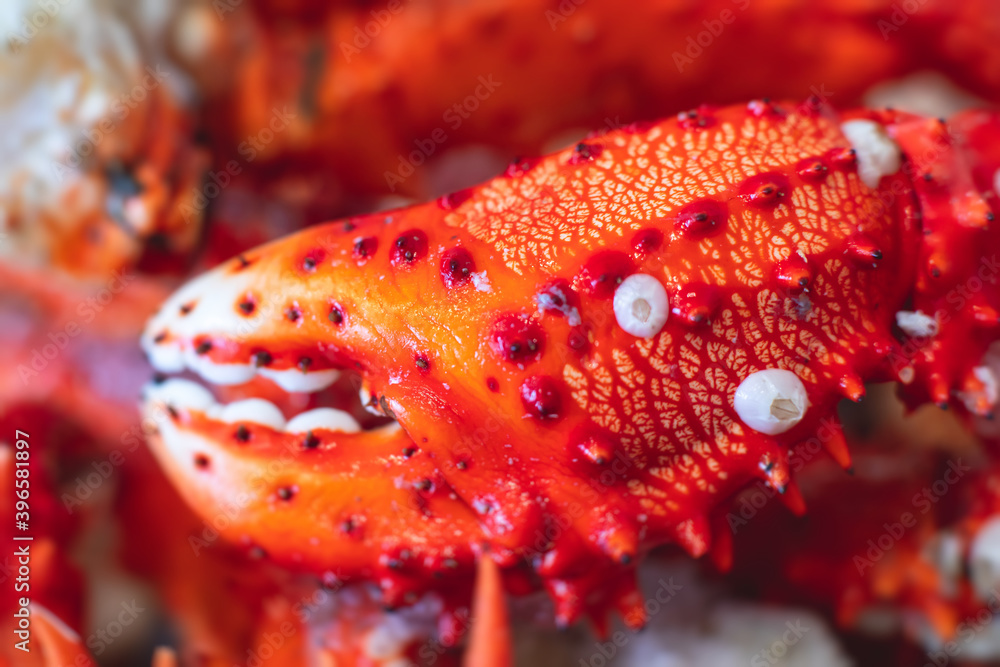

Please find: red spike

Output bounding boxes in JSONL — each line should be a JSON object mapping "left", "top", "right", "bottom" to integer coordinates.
{"left": 954, "top": 190, "right": 993, "bottom": 229}
{"left": 929, "top": 374, "right": 951, "bottom": 408}
{"left": 548, "top": 579, "right": 586, "bottom": 629}
{"left": 776, "top": 478, "right": 807, "bottom": 516}
{"left": 871, "top": 335, "right": 898, "bottom": 358}
{"left": 587, "top": 609, "right": 611, "bottom": 640}
{"left": 972, "top": 303, "right": 1000, "bottom": 327}
{"left": 464, "top": 555, "right": 511, "bottom": 667}
{"left": 774, "top": 254, "right": 813, "bottom": 294}
{"left": 674, "top": 515, "right": 711, "bottom": 558}
{"left": 846, "top": 233, "right": 883, "bottom": 265}
{"left": 670, "top": 283, "right": 721, "bottom": 326}
{"left": 614, "top": 575, "right": 647, "bottom": 631}
{"left": 533, "top": 532, "right": 589, "bottom": 578}
{"left": 709, "top": 513, "right": 734, "bottom": 572}
{"left": 926, "top": 252, "right": 950, "bottom": 281}
{"left": 599, "top": 522, "right": 639, "bottom": 566}
{"left": 822, "top": 427, "right": 853, "bottom": 470}
{"left": 575, "top": 430, "right": 616, "bottom": 465}
{"left": 838, "top": 373, "right": 866, "bottom": 402}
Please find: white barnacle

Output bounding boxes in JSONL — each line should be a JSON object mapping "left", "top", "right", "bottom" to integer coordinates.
{"left": 733, "top": 369, "right": 809, "bottom": 435}
{"left": 840, "top": 119, "right": 902, "bottom": 189}
{"left": 895, "top": 310, "right": 938, "bottom": 338}
{"left": 613, "top": 273, "right": 669, "bottom": 338}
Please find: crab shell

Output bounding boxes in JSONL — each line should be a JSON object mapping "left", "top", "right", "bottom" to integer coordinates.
{"left": 140, "top": 100, "right": 1000, "bottom": 628}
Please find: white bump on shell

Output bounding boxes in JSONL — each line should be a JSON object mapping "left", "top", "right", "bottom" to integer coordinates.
{"left": 840, "top": 119, "right": 902, "bottom": 189}
{"left": 613, "top": 273, "right": 669, "bottom": 339}
{"left": 895, "top": 310, "right": 938, "bottom": 338}
{"left": 733, "top": 369, "right": 809, "bottom": 435}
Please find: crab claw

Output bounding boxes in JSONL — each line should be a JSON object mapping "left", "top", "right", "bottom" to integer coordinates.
{"left": 138, "top": 203, "right": 649, "bottom": 575}
{"left": 143, "top": 100, "right": 987, "bottom": 626}
{"left": 142, "top": 378, "right": 483, "bottom": 601}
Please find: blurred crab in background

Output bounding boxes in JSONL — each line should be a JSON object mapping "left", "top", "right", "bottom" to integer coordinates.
{"left": 4, "top": 1, "right": 1000, "bottom": 666}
